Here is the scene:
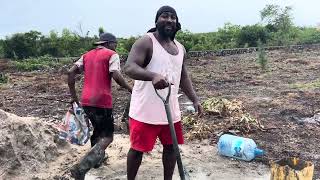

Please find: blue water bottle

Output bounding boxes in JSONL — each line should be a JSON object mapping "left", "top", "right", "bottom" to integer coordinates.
{"left": 217, "top": 134, "right": 264, "bottom": 161}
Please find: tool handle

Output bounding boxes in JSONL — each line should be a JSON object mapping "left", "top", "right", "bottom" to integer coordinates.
{"left": 164, "top": 103, "right": 186, "bottom": 180}
{"left": 154, "top": 85, "right": 188, "bottom": 180}
{"left": 154, "top": 85, "right": 171, "bottom": 104}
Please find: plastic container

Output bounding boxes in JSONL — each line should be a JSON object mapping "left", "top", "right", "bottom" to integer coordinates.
{"left": 217, "top": 134, "right": 264, "bottom": 161}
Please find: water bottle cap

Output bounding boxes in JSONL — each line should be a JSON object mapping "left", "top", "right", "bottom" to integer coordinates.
{"left": 254, "top": 148, "right": 264, "bottom": 157}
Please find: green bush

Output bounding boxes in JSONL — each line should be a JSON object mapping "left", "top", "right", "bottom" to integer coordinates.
{"left": 11, "top": 55, "right": 73, "bottom": 71}
{"left": 237, "top": 25, "right": 269, "bottom": 47}
{"left": 0, "top": 40, "right": 4, "bottom": 58}
{"left": 0, "top": 73, "right": 8, "bottom": 84}
{"left": 297, "top": 27, "right": 320, "bottom": 44}
{"left": 176, "top": 30, "right": 194, "bottom": 51}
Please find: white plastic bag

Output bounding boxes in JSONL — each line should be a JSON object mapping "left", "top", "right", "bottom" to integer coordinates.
{"left": 58, "top": 103, "right": 90, "bottom": 145}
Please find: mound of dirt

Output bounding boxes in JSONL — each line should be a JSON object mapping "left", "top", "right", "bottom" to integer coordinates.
{"left": 0, "top": 109, "right": 67, "bottom": 179}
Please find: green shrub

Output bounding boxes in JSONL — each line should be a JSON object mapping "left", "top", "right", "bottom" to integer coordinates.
{"left": 0, "top": 73, "right": 8, "bottom": 84}
{"left": 11, "top": 55, "right": 73, "bottom": 71}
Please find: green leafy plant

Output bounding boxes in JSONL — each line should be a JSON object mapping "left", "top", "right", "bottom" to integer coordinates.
{"left": 11, "top": 55, "right": 73, "bottom": 71}
{"left": 0, "top": 73, "right": 8, "bottom": 84}
{"left": 257, "top": 39, "right": 268, "bottom": 70}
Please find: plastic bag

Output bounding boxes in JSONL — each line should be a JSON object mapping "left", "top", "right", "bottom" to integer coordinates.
{"left": 58, "top": 103, "right": 90, "bottom": 145}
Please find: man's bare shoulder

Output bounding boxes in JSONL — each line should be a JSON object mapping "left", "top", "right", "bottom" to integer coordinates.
{"left": 133, "top": 34, "right": 153, "bottom": 50}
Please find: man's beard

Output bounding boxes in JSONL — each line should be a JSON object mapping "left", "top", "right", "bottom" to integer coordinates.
{"left": 156, "top": 23, "right": 176, "bottom": 39}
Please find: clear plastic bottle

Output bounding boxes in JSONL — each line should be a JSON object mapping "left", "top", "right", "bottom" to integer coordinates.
{"left": 217, "top": 134, "right": 264, "bottom": 161}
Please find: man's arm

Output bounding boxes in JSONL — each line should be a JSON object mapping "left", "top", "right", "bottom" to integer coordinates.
{"left": 109, "top": 54, "right": 132, "bottom": 92}
{"left": 124, "top": 35, "right": 168, "bottom": 89}
{"left": 124, "top": 35, "right": 155, "bottom": 81}
{"left": 112, "top": 71, "right": 132, "bottom": 93}
{"left": 68, "top": 65, "right": 82, "bottom": 104}
{"left": 180, "top": 47, "right": 203, "bottom": 115}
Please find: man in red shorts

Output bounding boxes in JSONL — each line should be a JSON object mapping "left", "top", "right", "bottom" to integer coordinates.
{"left": 68, "top": 32, "right": 132, "bottom": 180}
{"left": 124, "top": 6, "right": 202, "bottom": 180}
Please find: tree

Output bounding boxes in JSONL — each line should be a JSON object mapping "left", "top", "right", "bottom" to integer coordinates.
{"left": 216, "top": 23, "right": 241, "bottom": 49}
{"left": 257, "top": 39, "right": 267, "bottom": 70}
{"left": 60, "top": 28, "right": 83, "bottom": 56}
{"left": 123, "top": 37, "right": 137, "bottom": 52}
{"left": 3, "top": 31, "right": 42, "bottom": 59}
{"left": 115, "top": 38, "right": 128, "bottom": 55}
{"left": 260, "top": 4, "right": 294, "bottom": 45}
{"left": 0, "top": 40, "right": 4, "bottom": 58}
{"left": 260, "top": 5, "right": 293, "bottom": 30}
{"left": 237, "top": 25, "right": 269, "bottom": 47}
{"left": 176, "top": 30, "right": 194, "bottom": 51}
{"left": 296, "top": 27, "right": 320, "bottom": 44}
{"left": 98, "top": 27, "right": 105, "bottom": 35}
{"left": 39, "top": 30, "right": 60, "bottom": 56}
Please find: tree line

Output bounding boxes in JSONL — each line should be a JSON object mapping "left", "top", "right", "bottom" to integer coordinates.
{"left": 1, "top": 4, "right": 320, "bottom": 60}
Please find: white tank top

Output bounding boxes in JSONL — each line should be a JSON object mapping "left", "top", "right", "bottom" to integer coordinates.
{"left": 129, "top": 33, "right": 184, "bottom": 124}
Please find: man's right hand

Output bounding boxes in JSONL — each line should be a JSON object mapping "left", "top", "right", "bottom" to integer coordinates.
{"left": 70, "top": 97, "right": 80, "bottom": 106}
{"left": 152, "top": 74, "right": 169, "bottom": 89}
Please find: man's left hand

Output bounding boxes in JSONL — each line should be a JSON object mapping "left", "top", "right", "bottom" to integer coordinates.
{"left": 193, "top": 101, "right": 203, "bottom": 117}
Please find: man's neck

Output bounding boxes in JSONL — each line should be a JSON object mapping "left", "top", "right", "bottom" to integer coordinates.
{"left": 153, "top": 31, "right": 172, "bottom": 43}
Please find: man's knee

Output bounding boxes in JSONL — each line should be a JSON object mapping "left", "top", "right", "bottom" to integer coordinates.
{"left": 128, "top": 148, "right": 143, "bottom": 158}
{"left": 102, "top": 135, "right": 113, "bottom": 143}
{"left": 97, "top": 135, "right": 113, "bottom": 149}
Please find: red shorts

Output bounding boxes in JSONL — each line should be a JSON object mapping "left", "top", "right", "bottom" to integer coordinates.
{"left": 129, "top": 118, "right": 184, "bottom": 152}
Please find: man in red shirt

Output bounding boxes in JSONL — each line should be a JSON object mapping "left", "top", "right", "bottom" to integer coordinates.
{"left": 68, "top": 32, "right": 132, "bottom": 180}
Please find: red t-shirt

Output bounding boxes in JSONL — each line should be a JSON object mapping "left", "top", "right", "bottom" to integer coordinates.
{"left": 80, "top": 47, "right": 116, "bottom": 108}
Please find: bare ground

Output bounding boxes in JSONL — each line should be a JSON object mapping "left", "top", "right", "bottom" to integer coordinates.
{"left": 1, "top": 49, "right": 320, "bottom": 179}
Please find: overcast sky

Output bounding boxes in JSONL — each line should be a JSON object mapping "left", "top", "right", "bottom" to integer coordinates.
{"left": 1, "top": 0, "right": 319, "bottom": 38}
